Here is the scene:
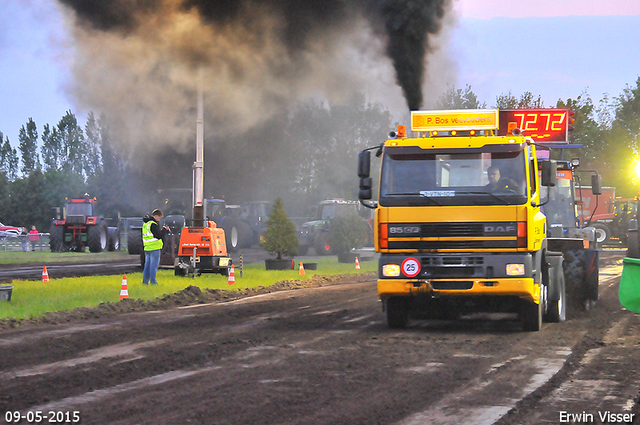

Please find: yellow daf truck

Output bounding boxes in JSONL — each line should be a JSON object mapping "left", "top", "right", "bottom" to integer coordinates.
{"left": 357, "top": 109, "right": 587, "bottom": 331}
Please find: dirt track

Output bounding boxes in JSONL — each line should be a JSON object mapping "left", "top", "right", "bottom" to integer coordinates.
{"left": 1, "top": 251, "right": 640, "bottom": 425}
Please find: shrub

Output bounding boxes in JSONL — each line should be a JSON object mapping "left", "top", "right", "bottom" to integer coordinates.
{"left": 260, "top": 198, "right": 298, "bottom": 259}
{"left": 327, "top": 211, "right": 370, "bottom": 254}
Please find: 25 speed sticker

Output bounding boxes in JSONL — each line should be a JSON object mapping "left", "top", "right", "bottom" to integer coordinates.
{"left": 401, "top": 258, "right": 421, "bottom": 277}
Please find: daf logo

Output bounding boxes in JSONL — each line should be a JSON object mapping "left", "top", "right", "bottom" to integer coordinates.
{"left": 484, "top": 225, "right": 515, "bottom": 233}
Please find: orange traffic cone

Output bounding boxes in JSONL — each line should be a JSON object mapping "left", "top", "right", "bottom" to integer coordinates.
{"left": 42, "top": 265, "right": 49, "bottom": 282}
{"left": 228, "top": 265, "right": 235, "bottom": 285}
{"left": 355, "top": 256, "right": 360, "bottom": 270}
{"left": 299, "top": 261, "right": 305, "bottom": 275}
{"left": 120, "top": 275, "right": 129, "bottom": 300}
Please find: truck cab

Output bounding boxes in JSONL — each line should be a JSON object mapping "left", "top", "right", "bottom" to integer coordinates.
{"left": 358, "top": 109, "right": 582, "bottom": 331}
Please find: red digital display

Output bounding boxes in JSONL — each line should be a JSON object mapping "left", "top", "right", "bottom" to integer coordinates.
{"left": 498, "top": 109, "right": 570, "bottom": 142}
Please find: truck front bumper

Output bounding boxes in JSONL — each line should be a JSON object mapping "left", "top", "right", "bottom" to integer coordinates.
{"left": 378, "top": 277, "right": 540, "bottom": 304}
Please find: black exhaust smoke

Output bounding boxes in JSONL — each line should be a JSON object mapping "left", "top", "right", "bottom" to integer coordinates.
{"left": 376, "top": 0, "right": 448, "bottom": 111}
{"left": 58, "top": 0, "right": 450, "bottom": 111}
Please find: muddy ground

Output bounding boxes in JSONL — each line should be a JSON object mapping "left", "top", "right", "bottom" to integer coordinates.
{"left": 1, "top": 250, "right": 639, "bottom": 425}
{"left": 0, "top": 272, "right": 374, "bottom": 330}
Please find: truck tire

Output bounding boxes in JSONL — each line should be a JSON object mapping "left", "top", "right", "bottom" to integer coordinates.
{"left": 386, "top": 297, "right": 410, "bottom": 329}
{"left": 298, "top": 245, "right": 309, "bottom": 256}
{"left": 543, "top": 252, "right": 566, "bottom": 322}
{"left": 49, "top": 225, "right": 64, "bottom": 252}
{"left": 592, "top": 223, "right": 611, "bottom": 246}
{"left": 628, "top": 230, "right": 640, "bottom": 259}
{"left": 521, "top": 298, "right": 542, "bottom": 331}
{"left": 88, "top": 223, "right": 108, "bottom": 252}
{"left": 127, "top": 228, "right": 143, "bottom": 255}
{"left": 545, "top": 267, "right": 566, "bottom": 322}
{"left": 108, "top": 227, "right": 121, "bottom": 251}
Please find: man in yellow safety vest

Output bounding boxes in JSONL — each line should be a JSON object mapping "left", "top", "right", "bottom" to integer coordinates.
{"left": 142, "top": 209, "right": 169, "bottom": 285}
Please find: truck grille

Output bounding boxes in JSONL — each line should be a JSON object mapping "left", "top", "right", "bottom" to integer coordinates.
{"left": 421, "top": 223, "right": 484, "bottom": 237}
{"left": 421, "top": 256, "right": 484, "bottom": 278}
{"left": 389, "top": 240, "right": 517, "bottom": 249}
{"left": 386, "top": 221, "right": 518, "bottom": 250}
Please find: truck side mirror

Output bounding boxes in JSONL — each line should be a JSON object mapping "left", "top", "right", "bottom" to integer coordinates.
{"left": 541, "top": 160, "right": 557, "bottom": 187}
{"left": 591, "top": 173, "right": 602, "bottom": 195}
{"left": 358, "top": 150, "right": 370, "bottom": 178}
{"left": 359, "top": 177, "right": 372, "bottom": 200}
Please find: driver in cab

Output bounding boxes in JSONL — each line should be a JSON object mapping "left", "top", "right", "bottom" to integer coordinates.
{"left": 485, "top": 165, "right": 519, "bottom": 193}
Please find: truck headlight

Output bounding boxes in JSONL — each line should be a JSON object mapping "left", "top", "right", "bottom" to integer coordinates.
{"left": 382, "top": 264, "right": 401, "bottom": 277}
{"left": 506, "top": 263, "right": 525, "bottom": 276}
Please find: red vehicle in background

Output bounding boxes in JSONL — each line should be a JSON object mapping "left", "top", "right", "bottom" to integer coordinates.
{"left": 577, "top": 186, "right": 638, "bottom": 245}
{"left": 0, "top": 221, "right": 21, "bottom": 236}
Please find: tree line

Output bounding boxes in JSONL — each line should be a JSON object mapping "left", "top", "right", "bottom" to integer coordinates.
{"left": 1, "top": 78, "right": 639, "bottom": 232}
{"left": 0, "top": 111, "right": 129, "bottom": 232}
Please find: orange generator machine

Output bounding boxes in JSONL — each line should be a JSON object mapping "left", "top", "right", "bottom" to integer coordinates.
{"left": 174, "top": 79, "right": 232, "bottom": 277}
{"left": 175, "top": 220, "right": 231, "bottom": 277}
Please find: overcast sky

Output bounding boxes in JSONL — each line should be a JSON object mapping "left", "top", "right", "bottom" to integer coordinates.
{"left": 1, "top": 0, "right": 639, "bottom": 147}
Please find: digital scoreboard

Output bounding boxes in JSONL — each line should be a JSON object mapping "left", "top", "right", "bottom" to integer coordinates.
{"left": 498, "top": 109, "right": 573, "bottom": 142}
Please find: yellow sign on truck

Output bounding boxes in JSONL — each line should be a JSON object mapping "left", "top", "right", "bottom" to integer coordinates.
{"left": 411, "top": 109, "right": 499, "bottom": 132}
{"left": 357, "top": 109, "right": 590, "bottom": 331}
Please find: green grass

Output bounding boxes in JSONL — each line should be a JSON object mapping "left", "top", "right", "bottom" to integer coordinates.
{"left": 0, "top": 257, "right": 377, "bottom": 320}
{"left": 0, "top": 250, "right": 132, "bottom": 265}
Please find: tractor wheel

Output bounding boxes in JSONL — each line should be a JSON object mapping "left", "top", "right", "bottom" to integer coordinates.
{"left": 88, "top": 224, "right": 108, "bottom": 252}
{"left": 220, "top": 218, "right": 240, "bottom": 252}
{"left": 108, "top": 227, "right": 121, "bottom": 251}
{"left": 628, "top": 230, "right": 640, "bottom": 259}
{"left": 592, "top": 223, "right": 611, "bottom": 246}
{"left": 313, "top": 233, "right": 331, "bottom": 255}
{"left": 49, "top": 225, "right": 64, "bottom": 252}
{"left": 563, "top": 248, "right": 587, "bottom": 315}
{"left": 236, "top": 220, "right": 254, "bottom": 249}
{"left": 127, "top": 228, "right": 143, "bottom": 255}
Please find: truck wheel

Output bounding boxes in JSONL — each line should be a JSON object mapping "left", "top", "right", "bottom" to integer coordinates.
{"left": 298, "top": 245, "right": 309, "bottom": 256}
{"left": 545, "top": 272, "right": 566, "bottom": 322}
{"left": 108, "top": 227, "right": 121, "bottom": 251}
{"left": 386, "top": 297, "right": 410, "bottom": 329}
{"left": 313, "top": 233, "right": 331, "bottom": 256}
{"left": 628, "top": 230, "right": 640, "bottom": 259}
{"left": 521, "top": 298, "right": 542, "bottom": 331}
{"left": 88, "top": 224, "right": 108, "bottom": 252}
{"left": 127, "top": 228, "right": 143, "bottom": 255}
{"left": 592, "top": 223, "right": 610, "bottom": 246}
{"left": 49, "top": 225, "right": 63, "bottom": 252}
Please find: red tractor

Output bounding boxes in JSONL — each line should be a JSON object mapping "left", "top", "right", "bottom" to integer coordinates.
{"left": 50, "top": 195, "right": 120, "bottom": 252}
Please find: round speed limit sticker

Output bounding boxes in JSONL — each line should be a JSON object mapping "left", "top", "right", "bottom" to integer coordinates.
{"left": 401, "top": 258, "right": 421, "bottom": 278}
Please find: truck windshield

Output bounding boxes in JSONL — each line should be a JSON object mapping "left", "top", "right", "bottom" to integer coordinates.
{"left": 379, "top": 147, "right": 527, "bottom": 206}
{"left": 540, "top": 172, "right": 578, "bottom": 229}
